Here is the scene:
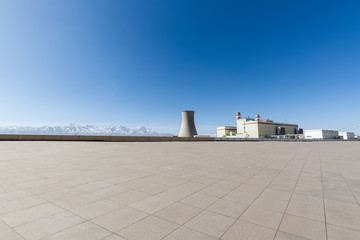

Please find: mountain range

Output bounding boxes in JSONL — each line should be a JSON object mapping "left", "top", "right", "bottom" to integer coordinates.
{"left": 0, "top": 124, "right": 172, "bottom": 136}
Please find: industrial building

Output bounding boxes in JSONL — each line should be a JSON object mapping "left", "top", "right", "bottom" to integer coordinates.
{"left": 338, "top": 131, "right": 355, "bottom": 140}
{"left": 304, "top": 129, "right": 339, "bottom": 139}
{"left": 217, "top": 112, "right": 303, "bottom": 139}
{"left": 216, "top": 126, "right": 237, "bottom": 137}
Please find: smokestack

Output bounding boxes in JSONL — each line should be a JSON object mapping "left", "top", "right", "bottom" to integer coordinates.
{"left": 178, "top": 110, "right": 198, "bottom": 137}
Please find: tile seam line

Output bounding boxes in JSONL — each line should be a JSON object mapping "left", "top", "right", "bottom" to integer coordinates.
{"left": 113, "top": 173, "right": 227, "bottom": 239}
{"left": 85, "top": 164, "right": 244, "bottom": 222}
{"left": 215, "top": 154, "right": 294, "bottom": 239}
{"left": 7, "top": 186, "right": 100, "bottom": 239}
{"left": 36, "top": 221, "right": 112, "bottom": 240}
{"left": 326, "top": 223, "right": 360, "bottom": 234}
{"left": 332, "top": 157, "right": 360, "bottom": 207}
{"left": 68, "top": 163, "right": 238, "bottom": 234}
{"left": 320, "top": 156, "right": 329, "bottom": 240}
{"left": 273, "top": 151, "right": 310, "bottom": 240}
{"left": 157, "top": 164, "right": 266, "bottom": 240}
{"left": 15, "top": 212, "right": 88, "bottom": 240}
{"left": 31, "top": 184, "right": 137, "bottom": 239}
{"left": 36, "top": 219, "right": 114, "bottom": 240}
{"left": 0, "top": 219, "right": 26, "bottom": 240}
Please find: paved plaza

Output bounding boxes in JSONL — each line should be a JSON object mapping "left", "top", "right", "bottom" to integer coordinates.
{"left": 0, "top": 141, "right": 360, "bottom": 240}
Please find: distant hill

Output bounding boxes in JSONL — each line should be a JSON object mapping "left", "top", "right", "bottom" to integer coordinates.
{"left": 0, "top": 124, "right": 172, "bottom": 136}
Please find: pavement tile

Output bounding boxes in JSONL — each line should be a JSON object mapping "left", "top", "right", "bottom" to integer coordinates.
{"left": 0, "top": 203, "right": 64, "bottom": 227}
{"left": 130, "top": 196, "right": 173, "bottom": 214}
{"left": 15, "top": 178, "right": 58, "bottom": 188}
{"left": 158, "top": 178, "right": 188, "bottom": 187}
{"left": 117, "top": 215, "right": 179, "bottom": 240}
{"left": 176, "top": 181, "right": 207, "bottom": 192}
{"left": 260, "top": 189, "right": 292, "bottom": 201}
{"left": 211, "top": 180, "right": 240, "bottom": 190}
{"left": 91, "top": 206, "right": 148, "bottom": 232}
{"left": 0, "top": 195, "right": 46, "bottom": 215}
{"left": 207, "top": 199, "right": 248, "bottom": 218}
{"left": 252, "top": 196, "right": 289, "bottom": 213}
{"left": 274, "top": 231, "right": 310, "bottom": 240}
{"left": 26, "top": 182, "right": 69, "bottom": 195}
{"left": 221, "top": 219, "right": 276, "bottom": 240}
{"left": 62, "top": 176, "right": 94, "bottom": 187}
{"left": 163, "top": 226, "right": 218, "bottom": 240}
{"left": 223, "top": 190, "right": 259, "bottom": 205}
{"left": 279, "top": 214, "right": 326, "bottom": 240}
{"left": 43, "top": 221, "right": 111, "bottom": 240}
{"left": 324, "top": 198, "right": 360, "bottom": 216}
{"left": 327, "top": 224, "right": 360, "bottom": 240}
{"left": 240, "top": 206, "right": 283, "bottom": 229}
{"left": 184, "top": 210, "right": 236, "bottom": 238}
{"left": 109, "top": 190, "right": 151, "bottom": 205}
{"left": 290, "top": 193, "right": 324, "bottom": 209}
{"left": 325, "top": 208, "right": 360, "bottom": 231}
{"left": 0, "top": 220, "right": 23, "bottom": 240}
{"left": 180, "top": 193, "right": 218, "bottom": 209}
{"left": 75, "top": 181, "right": 114, "bottom": 192}
{"left": 92, "top": 185, "right": 130, "bottom": 198}
{"left": 198, "top": 186, "right": 232, "bottom": 198}
{"left": 155, "top": 188, "right": 193, "bottom": 201}
{"left": 294, "top": 185, "right": 323, "bottom": 198}
{"left": 155, "top": 202, "right": 202, "bottom": 225}
{"left": 70, "top": 199, "right": 123, "bottom": 219}
{"left": 286, "top": 202, "right": 325, "bottom": 222}
{"left": 14, "top": 211, "right": 85, "bottom": 240}
{"left": 137, "top": 183, "right": 169, "bottom": 194}
{"left": 0, "top": 190, "right": 32, "bottom": 203}
{"left": 54, "top": 192, "right": 102, "bottom": 210}
{"left": 102, "top": 234, "right": 127, "bottom": 240}
{"left": 38, "top": 187, "right": 86, "bottom": 201}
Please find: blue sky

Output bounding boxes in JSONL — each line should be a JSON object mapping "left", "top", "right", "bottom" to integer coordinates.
{"left": 0, "top": 0, "right": 359, "bottom": 135}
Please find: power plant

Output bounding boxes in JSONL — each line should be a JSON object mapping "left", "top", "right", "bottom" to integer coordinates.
{"left": 217, "top": 112, "right": 303, "bottom": 139}
{"left": 217, "top": 112, "right": 357, "bottom": 140}
{"left": 178, "top": 110, "right": 198, "bottom": 137}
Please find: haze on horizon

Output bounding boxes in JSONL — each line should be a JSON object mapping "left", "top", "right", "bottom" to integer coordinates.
{"left": 0, "top": 0, "right": 359, "bottom": 135}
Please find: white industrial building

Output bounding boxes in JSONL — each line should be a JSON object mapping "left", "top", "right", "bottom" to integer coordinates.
{"left": 338, "top": 131, "right": 355, "bottom": 140}
{"left": 304, "top": 129, "right": 339, "bottom": 139}
{"left": 217, "top": 112, "right": 302, "bottom": 139}
{"left": 216, "top": 126, "right": 237, "bottom": 137}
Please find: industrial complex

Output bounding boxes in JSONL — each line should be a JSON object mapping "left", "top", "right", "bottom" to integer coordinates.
{"left": 217, "top": 112, "right": 303, "bottom": 139}
{"left": 304, "top": 129, "right": 356, "bottom": 140}
{"left": 216, "top": 112, "right": 356, "bottom": 140}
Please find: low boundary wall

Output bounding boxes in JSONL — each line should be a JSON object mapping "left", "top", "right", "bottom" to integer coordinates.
{"left": 0, "top": 135, "right": 357, "bottom": 142}
{"left": 0, "top": 134, "right": 214, "bottom": 142}
{"left": 214, "top": 137, "right": 359, "bottom": 142}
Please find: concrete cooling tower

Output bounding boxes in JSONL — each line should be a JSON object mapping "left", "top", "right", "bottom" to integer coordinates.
{"left": 178, "top": 110, "right": 198, "bottom": 137}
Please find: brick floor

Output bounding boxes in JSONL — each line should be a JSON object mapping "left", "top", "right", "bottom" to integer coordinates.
{"left": 0, "top": 141, "right": 359, "bottom": 240}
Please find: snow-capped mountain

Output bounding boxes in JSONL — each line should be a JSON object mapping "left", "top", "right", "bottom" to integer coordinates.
{"left": 0, "top": 124, "right": 172, "bottom": 136}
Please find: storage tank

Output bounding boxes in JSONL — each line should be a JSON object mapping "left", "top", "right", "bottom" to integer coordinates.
{"left": 178, "top": 111, "right": 198, "bottom": 137}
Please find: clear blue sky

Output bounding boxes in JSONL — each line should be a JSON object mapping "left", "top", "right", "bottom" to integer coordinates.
{"left": 0, "top": 0, "right": 359, "bottom": 135}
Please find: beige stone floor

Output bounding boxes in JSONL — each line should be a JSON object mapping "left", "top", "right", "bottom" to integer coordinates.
{"left": 0, "top": 141, "right": 360, "bottom": 240}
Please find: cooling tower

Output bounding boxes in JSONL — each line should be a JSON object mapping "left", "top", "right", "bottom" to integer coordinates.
{"left": 178, "top": 110, "right": 198, "bottom": 137}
